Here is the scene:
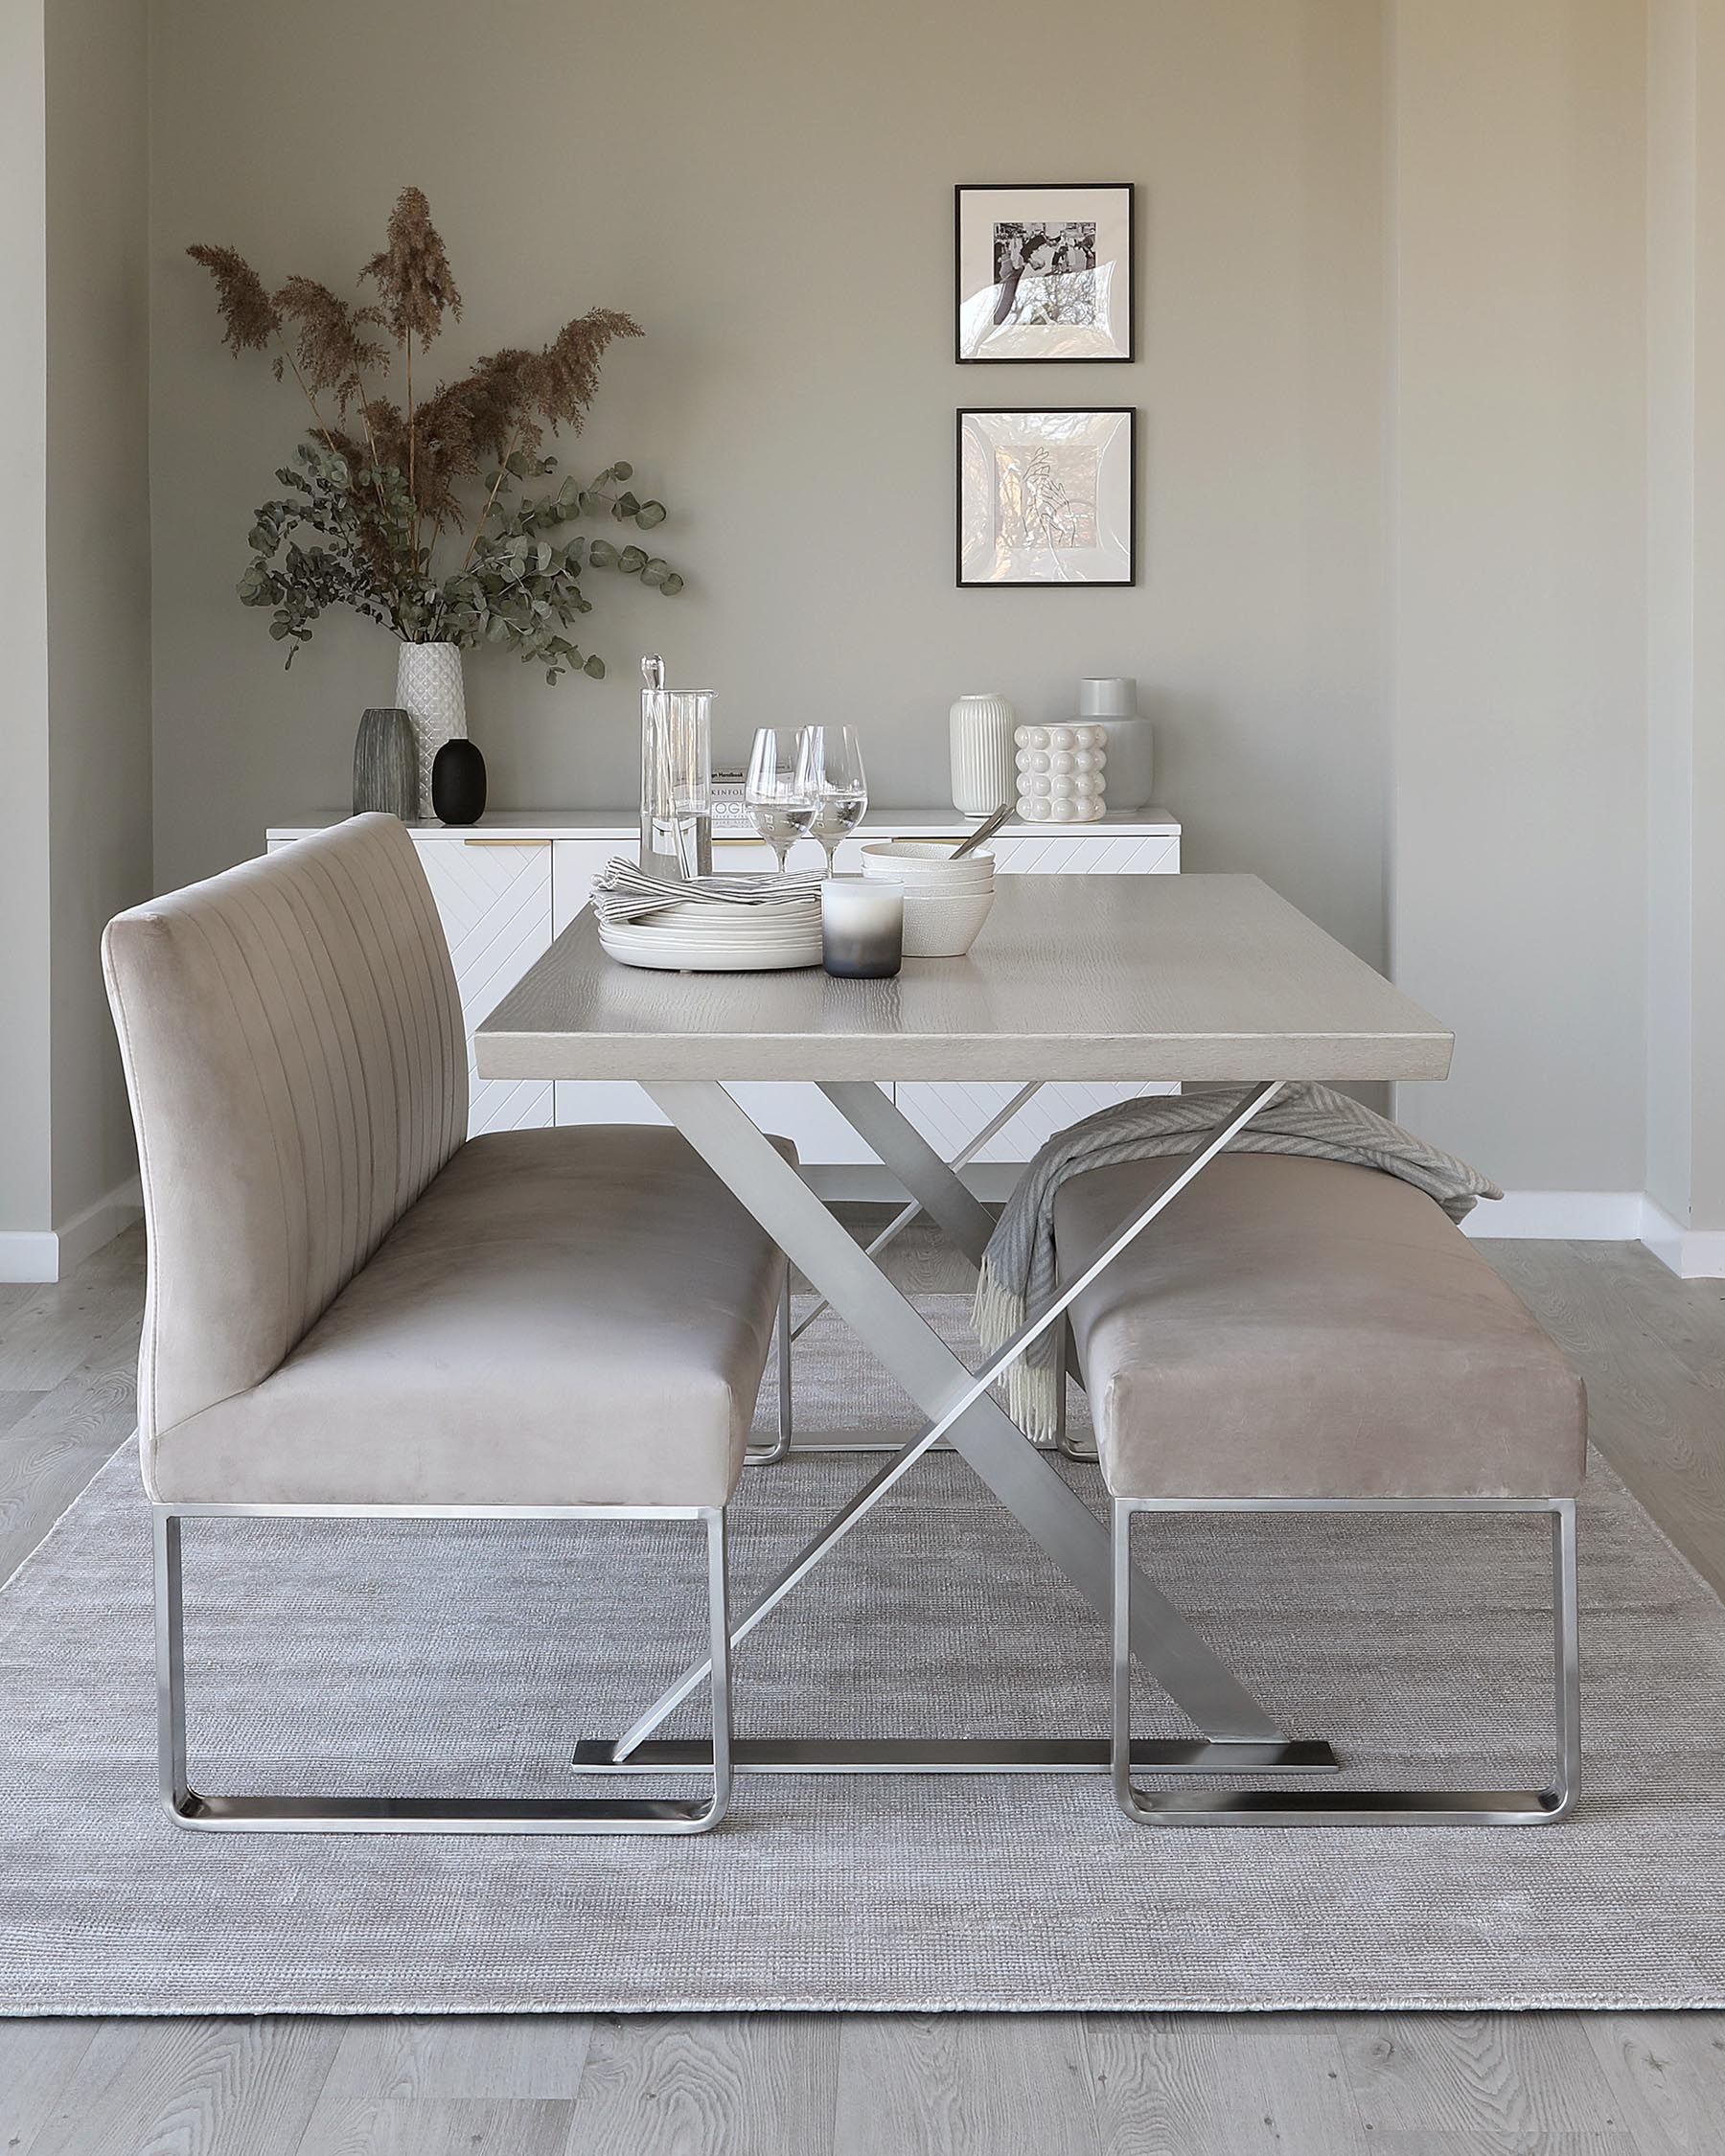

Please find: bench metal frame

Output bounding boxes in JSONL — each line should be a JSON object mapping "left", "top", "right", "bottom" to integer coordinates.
{"left": 1112, "top": 1494, "right": 1580, "bottom": 1825}
{"left": 153, "top": 1502, "right": 733, "bottom": 1835}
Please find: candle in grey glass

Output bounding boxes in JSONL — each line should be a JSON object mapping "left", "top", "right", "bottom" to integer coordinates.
{"left": 820, "top": 877, "right": 903, "bottom": 978}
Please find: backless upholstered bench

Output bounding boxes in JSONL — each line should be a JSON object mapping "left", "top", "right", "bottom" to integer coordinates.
{"left": 1054, "top": 1154, "right": 1586, "bottom": 1825}
{"left": 104, "top": 814, "right": 793, "bottom": 1835}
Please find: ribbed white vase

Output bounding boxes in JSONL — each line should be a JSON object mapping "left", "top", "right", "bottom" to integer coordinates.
{"left": 948, "top": 693, "right": 1018, "bottom": 817}
{"left": 395, "top": 640, "right": 467, "bottom": 818}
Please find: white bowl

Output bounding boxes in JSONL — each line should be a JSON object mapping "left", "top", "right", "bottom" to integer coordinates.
{"left": 900, "top": 885, "right": 996, "bottom": 958}
{"left": 861, "top": 839, "right": 995, "bottom": 885}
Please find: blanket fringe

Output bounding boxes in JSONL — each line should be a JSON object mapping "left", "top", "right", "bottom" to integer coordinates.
{"left": 974, "top": 1263, "right": 1063, "bottom": 1447}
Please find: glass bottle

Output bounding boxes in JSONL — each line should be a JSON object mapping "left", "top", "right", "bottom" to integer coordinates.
{"left": 638, "top": 654, "right": 713, "bottom": 881}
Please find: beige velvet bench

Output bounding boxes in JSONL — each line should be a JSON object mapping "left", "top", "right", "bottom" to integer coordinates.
{"left": 1054, "top": 1153, "right": 1586, "bottom": 1825}
{"left": 104, "top": 814, "right": 793, "bottom": 1835}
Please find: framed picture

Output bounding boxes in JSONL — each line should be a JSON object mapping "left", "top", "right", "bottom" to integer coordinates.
{"left": 957, "top": 407, "right": 1137, "bottom": 587}
{"left": 954, "top": 183, "right": 1134, "bottom": 363}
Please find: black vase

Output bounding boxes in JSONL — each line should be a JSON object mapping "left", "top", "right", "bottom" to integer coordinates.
{"left": 431, "top": 738, "right": 487, "bottom": 826}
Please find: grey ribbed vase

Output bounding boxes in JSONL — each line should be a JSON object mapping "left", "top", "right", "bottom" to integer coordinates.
{"left": 352, "top": 706, "right": 418, "bottom": 819}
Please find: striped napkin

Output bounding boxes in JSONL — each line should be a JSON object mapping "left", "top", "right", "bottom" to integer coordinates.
{"left": 590, "top": 857, "right": 823, "bottom": 926}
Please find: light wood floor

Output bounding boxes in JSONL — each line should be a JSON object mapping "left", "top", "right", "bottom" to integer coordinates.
{"left": 2, "top": 1224, "right": 1724, "bottom": 2155}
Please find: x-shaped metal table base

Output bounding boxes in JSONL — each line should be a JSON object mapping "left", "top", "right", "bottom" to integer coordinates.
{"left": 580, "top": 1076, "right": 1339, "bottom": 1779}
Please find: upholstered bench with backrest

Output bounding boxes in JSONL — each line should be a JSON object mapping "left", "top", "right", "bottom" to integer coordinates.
{"left": 104, "top": 813, "right": 792, "bottom": 1835}
{"left": 1054, "top": 1153, "right": 1586, "bottom": 1825}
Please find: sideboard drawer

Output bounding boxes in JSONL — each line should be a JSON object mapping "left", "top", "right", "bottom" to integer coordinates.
{"left": 991, "top": 831, "right": 1180, "bottom": 876}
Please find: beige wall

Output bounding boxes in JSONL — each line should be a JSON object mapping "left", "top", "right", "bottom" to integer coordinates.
{"left": 1645, "top": 0, "right": 1725, "bottom": 1235}
{"left": 46, "top": 0, "right": 154, "bottom": 1231}
{"left": 141, "top": 0, "right": 1689, "bottom": 1204}
{"left": 1693, "top": 0, "right": 1725, "bottom": 1229}
{"left": 1646, "top": 0, "right": 1698, "bottom": 1220}
{"left": 1387, "top": 0, "right": 1648, "bottom": 1191}
{"left": 0, "top": 0, "right": 151, "bottom": 1263}
{"left": 149, "top": 0, "right": 1392, "bottom": 980}
{"left": 0, "top": 1, "right": 55, "bottom": 1238}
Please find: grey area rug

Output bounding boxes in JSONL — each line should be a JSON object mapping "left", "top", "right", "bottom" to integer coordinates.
{"left": 2, "top": 1296, "right": 1724, "bottom": 2015}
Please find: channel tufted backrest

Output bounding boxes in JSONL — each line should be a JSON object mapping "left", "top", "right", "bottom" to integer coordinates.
{"left": 103, "top": 815, "right": 467, "bottom": 1454}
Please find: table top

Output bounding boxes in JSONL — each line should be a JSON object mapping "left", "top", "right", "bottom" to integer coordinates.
{"left": 475, "top": 875, "right": 1452, "bottom": 1086}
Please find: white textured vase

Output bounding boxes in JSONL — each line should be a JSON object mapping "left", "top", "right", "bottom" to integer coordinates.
{"left": 948, "top": 693, "right": 1018, "bottom": 817}
{"left": 395, "top": 640, "right": 467, "bottom": 818}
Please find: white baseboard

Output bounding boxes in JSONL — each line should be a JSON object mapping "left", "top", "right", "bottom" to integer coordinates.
{"left": 1640, "top": 1195, "right": 1725, "bottom": 1280}
{"left": 810, "top": 1169, "right": 1725, "bottom": 1278}
{"left": 1460, "top": 1190, "right": 1649, "bottom": 1241}
{"left": 0, "top": 1230, "right": 62, "bottom": 1283}
{"left": 0, "top": 1177, "right": 143, "bottom": 1284}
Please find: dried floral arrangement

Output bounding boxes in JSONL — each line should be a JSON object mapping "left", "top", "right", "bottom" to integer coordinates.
{"left": 190, "top": 187, "right": 681, "bottom": 682}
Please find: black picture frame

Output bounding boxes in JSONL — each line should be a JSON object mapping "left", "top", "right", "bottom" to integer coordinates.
{"left": 955, "top": 406, "right": 1138, "bottom": 589}
{"left": 954, "top": 183, "right": 1136, "bottom": 365}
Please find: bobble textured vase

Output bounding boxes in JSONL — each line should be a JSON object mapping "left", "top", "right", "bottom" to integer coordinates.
{"left": 948, "top": 693, "right": 1018, "bottom": 817}
{"left": 396, "top": 640, "right": 467, "bottom": 817}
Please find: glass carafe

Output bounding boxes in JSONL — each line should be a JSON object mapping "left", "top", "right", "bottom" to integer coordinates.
{"left": 638, "top": 655, "right": 713, "bottom": 881}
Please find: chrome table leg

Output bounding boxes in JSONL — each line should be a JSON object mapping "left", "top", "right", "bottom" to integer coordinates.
{"left": 590, "top": 1076, "right": 1318, "bottom": 1773}
{"left": 788, "top": 1080, "right": 1041, "bottom": 1346}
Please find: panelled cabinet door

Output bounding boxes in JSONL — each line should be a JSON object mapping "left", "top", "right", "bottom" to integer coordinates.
{"left": 897, "top": 830, "right": 1181, "bottom": 1162}
{"left": 413, "top": 837, "right": 554, "bottom": 1136}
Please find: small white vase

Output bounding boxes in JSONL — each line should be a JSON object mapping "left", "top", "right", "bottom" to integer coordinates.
{"left": 948, "top": 693, "right": 1018, "bottom": 817}
{"left": 396, "top": 640, "right": 467, "bottom": 817}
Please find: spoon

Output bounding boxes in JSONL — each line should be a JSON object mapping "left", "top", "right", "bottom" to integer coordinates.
{"left": 949, "top": 802, "right": 1013, "bottom": 860}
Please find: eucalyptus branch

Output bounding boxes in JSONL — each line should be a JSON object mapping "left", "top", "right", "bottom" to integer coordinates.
{"left": 463, "top": 428, "right": 524, "bottom": 571}
{"left": 190, "top": 187, "right": 671, "bottom": 683}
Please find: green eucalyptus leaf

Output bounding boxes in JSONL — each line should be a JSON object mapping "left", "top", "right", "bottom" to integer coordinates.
{"left": 634, "top": 501, "right": 666, "bottom": 528}
{"left": 610, "top": 461, "right": 632, "bottom": 481}
{"left": 584, "top": 654, "right": 606, "bottom": 678}
{"left": 659, "top": 572, "right": 684, "bottom": 596}
{"left": 618, "top": 545, "right": 647, "bottom": 574}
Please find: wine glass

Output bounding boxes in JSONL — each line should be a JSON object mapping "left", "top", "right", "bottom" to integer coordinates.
{"left": 746, "top": 728, "right": 816, "bottom": 873}
{"left": 795, "top": 725, "right": 869, "bottom": 876}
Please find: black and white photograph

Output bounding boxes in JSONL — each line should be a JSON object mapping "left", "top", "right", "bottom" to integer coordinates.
{"left": 957, "top": 406, "right": 1136, "bottom": 585}
{"left": 956, "top": 184, "right": 1133, "bottom": 361}
{"left": 991, "top": 219, "right": 1099, "bottom": 329}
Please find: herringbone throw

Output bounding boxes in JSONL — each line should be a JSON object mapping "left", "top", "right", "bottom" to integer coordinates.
{"left": 975, "top": 1083, "right": 1502, "bottom": 1444}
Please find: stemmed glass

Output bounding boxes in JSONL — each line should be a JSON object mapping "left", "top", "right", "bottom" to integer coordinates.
{"left": 746, "top": 728, "right": 816, "bottom": 873}
{"left": 795, "top": 725, "right": 869, "bottom": 876}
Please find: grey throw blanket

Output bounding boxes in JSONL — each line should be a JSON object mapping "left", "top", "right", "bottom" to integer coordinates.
{"left": 974, "top": 1085, "right": 1502, "bottom": 1446}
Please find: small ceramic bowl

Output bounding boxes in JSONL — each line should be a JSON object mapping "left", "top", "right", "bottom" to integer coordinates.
{"left": 900, "top": 885, "right": 996, "bottom": 958}
{"left": 860, "top": 839, "right": 996, "bottom": 887}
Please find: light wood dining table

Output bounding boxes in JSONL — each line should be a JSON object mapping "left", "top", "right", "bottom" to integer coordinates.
{"left": 477, "top": 873, "right": 1453, "bottom": 1784}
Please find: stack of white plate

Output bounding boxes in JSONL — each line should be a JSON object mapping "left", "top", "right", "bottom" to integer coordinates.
{"left": 598, "top": 895, "right": 822, "bottom": 973}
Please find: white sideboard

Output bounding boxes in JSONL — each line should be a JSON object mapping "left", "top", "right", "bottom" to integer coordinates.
{"left": 266, "top": 809, "right": 1181, "bottom": 1189}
